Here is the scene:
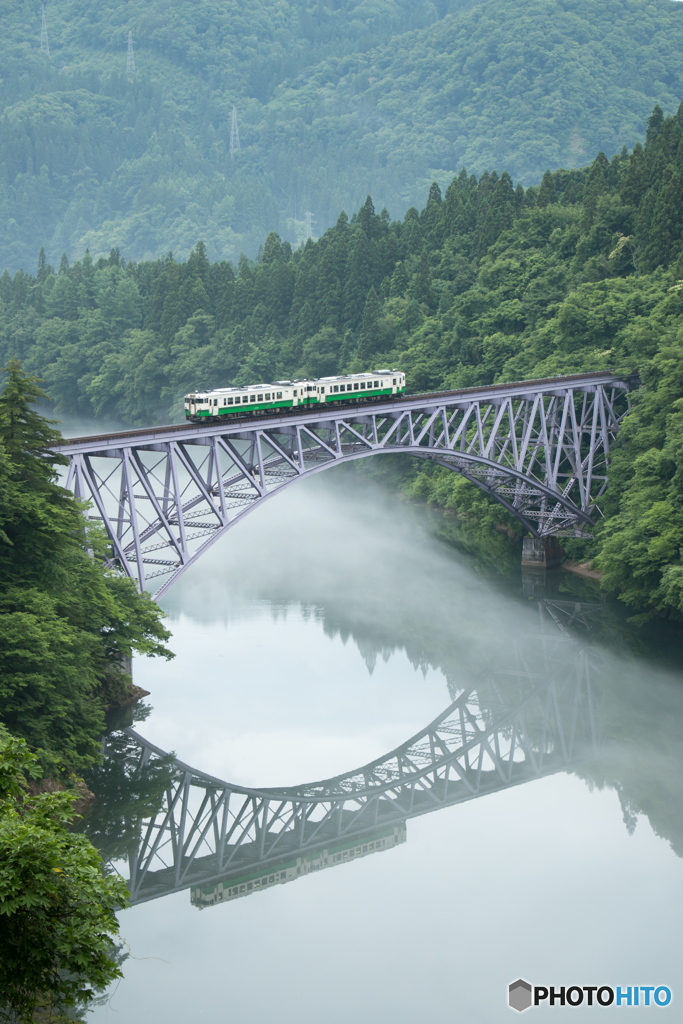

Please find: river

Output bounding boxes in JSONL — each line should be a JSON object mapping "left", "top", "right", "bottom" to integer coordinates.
{"left": 58, "top": 413, "right": 683, "bottom": 1022}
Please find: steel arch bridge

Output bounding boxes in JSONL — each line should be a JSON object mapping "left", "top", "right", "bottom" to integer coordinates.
{"left": 103, "top": 620, "right": 602, "bottom": 907}
{"left": 54, "top": 370, "right": 635, "bottom": 599}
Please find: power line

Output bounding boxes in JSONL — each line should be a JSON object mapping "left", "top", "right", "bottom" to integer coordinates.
{"left": 230, "top": 106, "right": 240, "bottom": 157}
{"left": 126, "top": 31, "right": 136, "bottom": 77}
{"left": 40, "top": 4, "right": 50, "bottom": 57}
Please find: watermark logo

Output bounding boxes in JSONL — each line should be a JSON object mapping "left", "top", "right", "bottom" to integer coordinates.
{"left": 508, "top": 981, "right": 672, "bottom": 1012}
{"left": 509, "top": 980, "right": 533, "bottom": 1012}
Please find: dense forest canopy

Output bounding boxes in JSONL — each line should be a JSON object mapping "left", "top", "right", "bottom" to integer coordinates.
{"left": 1, "top": 0, "right": 683, "bottom": 271}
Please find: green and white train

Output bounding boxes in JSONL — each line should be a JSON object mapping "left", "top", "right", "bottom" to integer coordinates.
{"left": 184, "top": 369, "right": 406, "bottom": 422}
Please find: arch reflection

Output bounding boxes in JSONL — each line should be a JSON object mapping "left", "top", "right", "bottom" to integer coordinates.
{"left": 83, "top": 599, "right": 604, "bottom": 908}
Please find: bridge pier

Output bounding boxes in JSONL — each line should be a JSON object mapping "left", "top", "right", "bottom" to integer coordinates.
{"left": 521, "top": 536, "right": 564, "bottom": 570}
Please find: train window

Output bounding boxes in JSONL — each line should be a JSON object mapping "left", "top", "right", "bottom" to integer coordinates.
{"left": 276, "top": 392, "right": 282, "bottom": 399}
{"left": 393, "top": 378, "right": 396, "bottom": 384}
{"left": 320, "top": 386, "right": 325, "bottom": 393}
{"left": 333, "top": 385, "right": 339, "bottom": 392}
{"left": 353, "top": 382, "right": 359, "bottom": 390}
{"left": 243, "top": 396, "right": 249, "bottom": 403}
{"left": 339, "top": 384, "right": 345, "bottom": 392}
{"left": 374, "top": 381, "right": 379, "bottom": 387}
{"left": 257, "top": 394, "right": 263, "bottom": 401}
{"left": 363, "top": 845, "right": 368, "bottom": 852}
{"left": 293, "top": 389, "right": 297, "bottom": 396}
{"left": 360, "top": 382, "right": 365, "bottom": 389}
{"left": 227, "top": 398, "right": 233, "bottom": 405}
{"left": 269, "top": 875, "right": 274, "bottom": 883}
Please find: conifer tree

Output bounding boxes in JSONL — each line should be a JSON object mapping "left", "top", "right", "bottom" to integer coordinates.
{"left": 359, "top": 286, "right": 381, "bottom": 360}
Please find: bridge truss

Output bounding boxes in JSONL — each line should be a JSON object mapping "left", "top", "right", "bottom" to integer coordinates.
{"left": 108, "top": 627, "right": 601, "bottom": 906}
{"left": 55, "top": 371, "right": 634, "bottom": 597}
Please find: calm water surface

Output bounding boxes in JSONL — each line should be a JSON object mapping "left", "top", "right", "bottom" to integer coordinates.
{"left": 58, "top": 407, "right": 683, "bottom": 1023}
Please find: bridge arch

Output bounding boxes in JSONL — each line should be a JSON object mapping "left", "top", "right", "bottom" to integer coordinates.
{"left": 54, "top": 371, "right": 634, "bottom": 599}
{"left": 146, "top": 445, "right": 594, "bottom": 601}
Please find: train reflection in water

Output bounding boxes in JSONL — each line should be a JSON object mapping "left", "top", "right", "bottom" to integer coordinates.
{"left": 191, "top": 824, "right": 406, "bottom": 909}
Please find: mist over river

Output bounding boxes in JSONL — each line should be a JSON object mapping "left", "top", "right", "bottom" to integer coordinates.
{"left": 59, "top": 414, "right": 683, "bottom": 1023}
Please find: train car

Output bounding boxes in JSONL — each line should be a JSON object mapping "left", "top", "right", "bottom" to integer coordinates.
{"left": 185, "top": 381, "right": 302, "bottom": 421}
{"left": 317, "top": 369, "right": 405, "bottom": 404}
{"left": 184, "top": 370, "right": 405, "bottom": 422}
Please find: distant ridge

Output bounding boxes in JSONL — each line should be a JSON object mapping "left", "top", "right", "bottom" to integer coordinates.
{"left": 0, "top": 0, "right": 681, "bottom": 272}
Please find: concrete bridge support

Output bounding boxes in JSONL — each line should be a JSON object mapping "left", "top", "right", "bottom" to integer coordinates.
{"left": 521, "top": 536, "right": 565, "bottom": 570}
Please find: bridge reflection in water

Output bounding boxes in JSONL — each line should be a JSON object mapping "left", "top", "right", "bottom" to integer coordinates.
{"left": 89, "top": 599, "right": 604, "bottom": 909}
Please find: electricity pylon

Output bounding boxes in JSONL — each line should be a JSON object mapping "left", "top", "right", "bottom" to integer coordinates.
{"left": 126, "top": 31, "right": 136, "bottom": 77}
{"left": 305, "top": 211, "right": 314, "bottom": 240}
{"left": 40, "top": 4, "right": 50, "bottom": 57}
{"left": 230, "top": 106, "right": 240, "bottom": 157}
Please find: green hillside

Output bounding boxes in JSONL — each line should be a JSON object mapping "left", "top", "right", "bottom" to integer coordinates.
{"left": 3, "top": 101, "right": 683, "bottom": 621}
{"left": 1, "top": 0, "right": 683, "bottom": 272}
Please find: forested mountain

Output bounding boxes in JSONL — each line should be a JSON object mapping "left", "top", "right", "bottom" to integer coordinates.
{"left": 1, "top": 0, "right": 683, "bottom": 272}
{"left": 3, "top": 102, "right": 683, "bottom": 620}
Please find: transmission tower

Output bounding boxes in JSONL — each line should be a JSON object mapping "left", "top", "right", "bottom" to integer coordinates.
{"left": 230, "top": 106, "right": 240, "bottom": 157}
{"left": 126, "top": 31, "right": 136, "bottom": 77}
{"left": 40, "top": 4, "right": 50, "bottom": 57}
{"left": 305, "top": 211, "right": 314, "bottom": 240}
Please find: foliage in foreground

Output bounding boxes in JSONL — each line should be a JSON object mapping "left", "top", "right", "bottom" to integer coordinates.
{"left": 0, "top": 360, "right": 174, "bottom": 774}
{"left": 0, "top": 728, "right": 129, "bottom": 1024}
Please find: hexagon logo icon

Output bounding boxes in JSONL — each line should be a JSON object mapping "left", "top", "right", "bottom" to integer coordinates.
{"left": 509, "top": 979, "right": 533, "bottom": 1012}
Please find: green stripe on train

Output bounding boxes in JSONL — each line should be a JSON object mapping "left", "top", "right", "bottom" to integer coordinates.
{"left": 190, "top": 387, "right": 405, "bottom": 418}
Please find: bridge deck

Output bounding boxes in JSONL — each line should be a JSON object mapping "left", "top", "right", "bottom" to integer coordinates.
{"left": 53, "top": 369, "right": 634, "bottom": 454}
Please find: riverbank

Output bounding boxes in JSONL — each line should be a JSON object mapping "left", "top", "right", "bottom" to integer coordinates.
{"left": 562, "top": 559, "right": 603, "bottom": 582}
